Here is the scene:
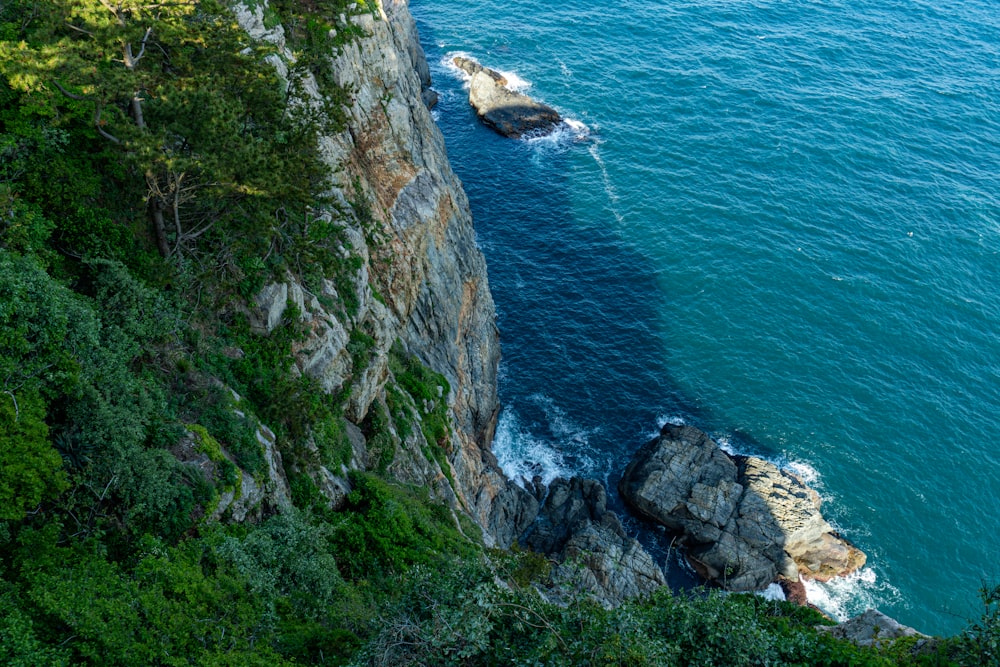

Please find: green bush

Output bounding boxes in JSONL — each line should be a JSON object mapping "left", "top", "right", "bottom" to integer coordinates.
{"left": 962, "top": 583, "right": 1000, "bottom": 665}
{"left": 329, "top": 472, "right": 475, "bottom": 581}
{"left": 387, "top": 341, "right": 455, "bottom": 483}
{"left": 0, "top": 390, "right": 66, "bottom": 521}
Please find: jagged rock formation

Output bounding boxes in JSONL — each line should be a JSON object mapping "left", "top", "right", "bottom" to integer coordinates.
{"left": 620, "top": 423, "right": 866, "bottom": 591}
{"left": 233, "top": 0, "right": 535, "bottom": 546}
{"left": 523, "top": 477, "right": 665, "bottom": 606}
{"left": 452, "top": 56, "right": 561, "bottom": 138}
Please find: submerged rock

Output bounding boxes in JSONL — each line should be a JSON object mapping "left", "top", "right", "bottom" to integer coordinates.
{"left": 619, "top": 424, "right": 865, "bottom": 591}
{"left": 523, "top": 477, "right": 665, "bottom": 606}
{"left": 452, "top": 56, "right": 561, "bottom": 138}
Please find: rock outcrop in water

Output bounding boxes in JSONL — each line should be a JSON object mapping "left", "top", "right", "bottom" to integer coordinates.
{"left": 452, "top": 56, "right": 561, "bottom": 138}
{"left": 619, "top": 423, "right": 866, "bottom": 591}
{"left": 523, "top": 477, "right": 666, "bottom": 606}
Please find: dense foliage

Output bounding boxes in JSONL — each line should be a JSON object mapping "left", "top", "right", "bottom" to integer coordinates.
{"left": 0, "top": 0, "right": 995, "bottom": 665}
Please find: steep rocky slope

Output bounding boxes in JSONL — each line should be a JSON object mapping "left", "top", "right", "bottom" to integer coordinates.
{"left": 233, "top": 0, "right": 535, "bottom": 545}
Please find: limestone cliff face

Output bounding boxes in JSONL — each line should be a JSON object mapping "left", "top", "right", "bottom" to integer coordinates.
{"left": 234, "top": 0, "right": 534, "bottom": 545}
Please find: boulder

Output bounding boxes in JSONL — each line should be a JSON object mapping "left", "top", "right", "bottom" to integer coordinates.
{"left": 819, "top": 609, "right": 928, "bottom": 648}
{"left": 523, "top": 477, "right": 665, "bottom": 606}
{"left": 452, "top": 57, "right": 561, "bottom": 138}
{"left": 619, "top": 424, "right": 865, "bottom": 592}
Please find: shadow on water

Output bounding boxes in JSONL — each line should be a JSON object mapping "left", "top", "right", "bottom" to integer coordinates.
{"left": 416, "top": 18, "right": 792, "bottom": 592}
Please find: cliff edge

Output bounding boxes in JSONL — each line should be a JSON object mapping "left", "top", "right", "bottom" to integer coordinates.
{"left": 235, "top": 0, "right": 536, "bottom": 546}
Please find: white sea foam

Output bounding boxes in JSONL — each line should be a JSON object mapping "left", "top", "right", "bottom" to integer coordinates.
{"left": 714, "top": 433, "right": 738, "bottom": 456}
{"left": 528, "top": 394, "right": 601, "bottom": 472}
{"left": 495, "top": 68, "right": 532, "bottom": 92}
{"left": 442, "top": 51, "right": 474, "bottom": 85}
{"left": 656, "top": 414, "right": 688, "bottom": 427}
{"left": 524, "top": 118, "right": 592, "bottom": 146}
{"left": 784, "top": 458, "right": 821, "bottom": 485}
{"left": 802, "top": 567, "right": 901, "bottom": 622}
{"left": 492, "top": 393, "right": 607, "bottom": 487}
{"left": 756, "top": 583, "right": 787, "bottom": 602}
{"left": 493, "top": 408, "right": 572, "bottom": 486}
{"left": 588, "top": 142, "right": 624, "bottom": 224}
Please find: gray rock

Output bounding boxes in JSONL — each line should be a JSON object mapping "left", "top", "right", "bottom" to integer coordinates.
{"left": 524, "top": 477, "right": 665, "bottom": 606}
{"left": 819, "top": 609, "right": 928, "bottom": 648}
{"left": 452, "top": 56, "right": 561, "bottom": 138}
{"left": 421, "top": 88, "right": 439, "bottom": 110}
{"left": 620, "top": 424, "right": 865, "bottom": 591}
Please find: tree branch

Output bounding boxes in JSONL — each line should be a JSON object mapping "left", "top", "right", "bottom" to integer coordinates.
{"left": 93, "top": 104, "right": 122, "bottom": 144}
{"left": 52, "top": 79, "right": 89, "bottom": 101}
{"left": 171, "top": 172, "right": 183, "bottom": 256}
{"left": 134, "top": 27, "right": 153, "bottom": 64}
{"left": 64, "top": 22, "right": 96, "bottom": 37}
{"left": 97, "top": 0, "right": 123, "bottom": 24}
{"left": 3, "top": 391, "right": 17, "bottom": 422}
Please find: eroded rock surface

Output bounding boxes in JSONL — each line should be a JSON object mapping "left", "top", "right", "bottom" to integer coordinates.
{"left": 524, "top": 477, "right": 665, "bottom": 606}
{"left": 453, "top": 56, "right": 561, "bottom": 138}
{"left": 619, "top": 424, "right": 865, "bottom": 591}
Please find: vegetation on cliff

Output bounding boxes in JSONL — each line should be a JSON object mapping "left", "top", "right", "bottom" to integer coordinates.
{"left": 0, "top": 0, "right": 994, "bottom": 664}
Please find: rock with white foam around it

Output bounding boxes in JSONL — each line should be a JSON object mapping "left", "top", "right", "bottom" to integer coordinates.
{"left": 452, "top": 57, "right": 561, "bottom": 138}
{"left": 619, "top": 423, "right": 866, "bottom": 592}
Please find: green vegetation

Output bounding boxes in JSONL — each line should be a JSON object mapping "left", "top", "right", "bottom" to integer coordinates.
{"left": 388, "top": 341, "right": 455, "bottom": 483}
{"left": 0, "top": 0, "right": 995, "bottom": 664}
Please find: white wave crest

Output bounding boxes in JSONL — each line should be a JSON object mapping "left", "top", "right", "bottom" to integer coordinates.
{"left": 495, "top": 68, "right": 532, "bottom": 91}
{"left": 524, "top": 118, "right": 592, "bottom": 146}
{"left": 493, "top": 407, "right": 573, "bottom": 486}
{"left": 714, "top": 433, "right": 738, "bottom": 456}
{"left": 784, "top": 458, "right": 821, "bottom": 485}
{"left": 442, "top": 51, "right": 474, "bottom": 85}
{"left": 802, "top": 567, "right": 901, "bottom": 621}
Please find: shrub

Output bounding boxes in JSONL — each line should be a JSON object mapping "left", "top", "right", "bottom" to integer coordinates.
{"left": 328, "top": 472, "right": 474, "bottom": 581}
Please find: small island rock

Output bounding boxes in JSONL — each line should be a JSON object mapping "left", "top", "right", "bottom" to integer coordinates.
{"left": 453, "top": 56, "right": 561, "bottom": 138}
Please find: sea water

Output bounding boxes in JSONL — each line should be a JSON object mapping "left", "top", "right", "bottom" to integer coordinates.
{"left": 410, "top": 0, "right": 1000, "bottom": 635}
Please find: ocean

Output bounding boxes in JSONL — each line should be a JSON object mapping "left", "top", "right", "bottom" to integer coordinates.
{"left": 410, "top": 0, "right": 1000, "bottom": 635}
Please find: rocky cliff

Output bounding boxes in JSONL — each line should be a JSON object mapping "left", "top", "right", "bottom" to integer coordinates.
{"left": 232, "top": 0, "right": 535, "bottom": 545}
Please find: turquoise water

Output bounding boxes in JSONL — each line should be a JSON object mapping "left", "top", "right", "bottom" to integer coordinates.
{"left": 410, "top": 0, "right": 1000, "bottom": 634}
